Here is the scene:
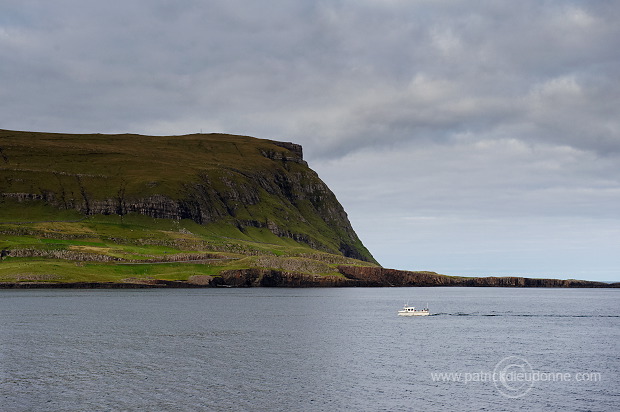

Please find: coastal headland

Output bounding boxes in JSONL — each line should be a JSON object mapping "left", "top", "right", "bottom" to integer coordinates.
{"left": 1, "top": 130, "right": 615, "bottom": 288}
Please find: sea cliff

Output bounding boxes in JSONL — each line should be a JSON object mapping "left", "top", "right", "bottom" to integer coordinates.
{"left": 1, "top": 130, "right": 375, "bottom": 263}
{"left": 1, "top": 266, "right": 616, "bottom": 288}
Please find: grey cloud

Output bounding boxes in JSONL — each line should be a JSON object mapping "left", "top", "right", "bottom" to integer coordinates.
{"left": 3, "top": 1, "right": 618, "bottom": 155}
{"left": 315, "top": 138, "right": 620, "bottom": 220}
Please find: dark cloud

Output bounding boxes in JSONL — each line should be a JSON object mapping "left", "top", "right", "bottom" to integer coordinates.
{"left": 1, "top": 0, "right": 618, "bottom": 279}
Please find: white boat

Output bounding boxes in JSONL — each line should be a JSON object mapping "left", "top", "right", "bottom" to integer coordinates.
{"left": 398, "top": 304, "right": 430, "bottom": 316}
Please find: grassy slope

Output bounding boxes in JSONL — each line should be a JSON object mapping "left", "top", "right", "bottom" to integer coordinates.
{"left": 1, "top": 131, "right": 262, "bottom": 197}
{"left": 0, "top": 199, "right": 376, "bottom": 283}
{"left": 0, "top": 130, "right": 378, "bottom": 283}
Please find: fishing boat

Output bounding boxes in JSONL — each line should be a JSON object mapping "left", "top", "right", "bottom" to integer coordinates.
{"left": 397, "top": 303, "right": 430, "bottom": 316}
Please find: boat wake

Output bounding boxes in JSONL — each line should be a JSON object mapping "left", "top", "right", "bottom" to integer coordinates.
{"left": 430, "top": 312, "right": 619, "bottom": 318}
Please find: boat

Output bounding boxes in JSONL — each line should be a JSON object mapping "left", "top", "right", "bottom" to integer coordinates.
{"left": 398, "top": 303, "right": 430, "bottom": 316}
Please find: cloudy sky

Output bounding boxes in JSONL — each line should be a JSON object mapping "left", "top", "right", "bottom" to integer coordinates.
{"left": 2, "top": 0, "right": 619, "bottom": 281}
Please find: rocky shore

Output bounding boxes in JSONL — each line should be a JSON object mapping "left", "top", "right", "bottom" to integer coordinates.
{"left": 1, "top": 266, "right": 617, "bottom": 288}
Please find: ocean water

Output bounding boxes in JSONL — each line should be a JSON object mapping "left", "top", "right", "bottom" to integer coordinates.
{"left": 1, "top": 287, "right": 618, "bottom": 411}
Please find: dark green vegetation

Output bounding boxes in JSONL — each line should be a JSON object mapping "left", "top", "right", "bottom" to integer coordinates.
{"left": 0, "top": 129, "right": 378, "bottom": 285}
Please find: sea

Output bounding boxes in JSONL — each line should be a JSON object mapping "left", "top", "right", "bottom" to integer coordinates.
{"left": 1, "top": 287, "right": 618, "bottom": 411}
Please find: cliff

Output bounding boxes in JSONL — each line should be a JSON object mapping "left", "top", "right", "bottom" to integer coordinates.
{"left": 0, "top": 129, "right": 375, "bottom": 263}
{"left": 334, "top": 266, "right": 616, "bottom": 288}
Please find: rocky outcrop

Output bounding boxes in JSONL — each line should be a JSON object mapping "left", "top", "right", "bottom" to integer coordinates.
{"left": 337, "top": 266, "right": 460, "bottom": 286}
{"left": 218, "top": 269, "right": 351, "bottom": 287}
{"left": 6, "top": 248, "right": 121, "bottom": 262}
{"left": 187, "top": 275, "right": 215, "bottom": 285}
{"left": 211, "top": 266, "right": 616, "bottom": 288}
{"left": 336, "top": 266, "right": 614, "bottom": 288}
{"left": 259, "top": 147, "right": 307, "bottom": 165}
{"left": 270, "top": 141, "right": 304, "bottom": 161}
{"left": 3, "top": 249, "right": 225, "bottom": 264}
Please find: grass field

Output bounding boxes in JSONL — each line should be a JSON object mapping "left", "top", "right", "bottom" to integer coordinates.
{"left": 0, "top": 199, "right": 376, "bottom": 283}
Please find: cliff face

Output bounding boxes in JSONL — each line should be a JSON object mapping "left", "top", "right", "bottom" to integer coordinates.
{"left": 0, "top": 129, "right": 376, "bottom": 263}
{"left": 213, "top": 266, "right": 617, "bottom": 288}
{"left": 335, "top": 266, "right": 613, "bottom": 287}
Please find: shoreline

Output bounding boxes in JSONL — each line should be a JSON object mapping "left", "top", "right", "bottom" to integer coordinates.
{"left": 1, "top": 272, "right": 618, "bottom": 289}
{"left": 2, "top": 283, "right": 618, "bottom": 289}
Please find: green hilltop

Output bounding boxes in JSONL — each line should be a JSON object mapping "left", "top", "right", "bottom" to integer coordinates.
{"left": 0, "top": 129, "right": 378, "bottom": 285}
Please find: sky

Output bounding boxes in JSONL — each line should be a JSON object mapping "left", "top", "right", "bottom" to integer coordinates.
{"left": 1, "top": 0, "right": 619, "bottom": 281}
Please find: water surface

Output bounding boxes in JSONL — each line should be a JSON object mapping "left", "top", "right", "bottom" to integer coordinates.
{"left": 1, "top": 287, "right": 618, "bottom": 411}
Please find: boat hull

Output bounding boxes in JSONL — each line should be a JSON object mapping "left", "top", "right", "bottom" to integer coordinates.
{"left": 398, "top": 311, "right": 430, "bottom": 316}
